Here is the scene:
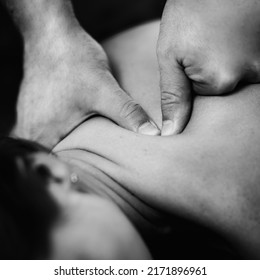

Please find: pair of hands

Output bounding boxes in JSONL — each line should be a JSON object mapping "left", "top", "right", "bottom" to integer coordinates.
{"left": 13, "top": 0, "right": 260, "bottom": 148}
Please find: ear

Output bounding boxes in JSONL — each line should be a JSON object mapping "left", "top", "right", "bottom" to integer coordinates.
{"left": 28, "top": 153, "right": 70, "bottom": 188}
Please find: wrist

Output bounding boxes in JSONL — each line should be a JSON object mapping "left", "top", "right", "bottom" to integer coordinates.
{"left": 10, "top": 0, "right": 80, "bottom": 43}
{"left": 23, "top": 20, "right": 92, "bottom": 70}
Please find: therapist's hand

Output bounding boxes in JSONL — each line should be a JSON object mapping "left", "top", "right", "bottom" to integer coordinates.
{"left": 157, "top": 0, "right": 260, "bottom": 135}
{"left": 13, "top": 27, "right": 160, "bottom": 148}
{"left": 8, "top": 0, "right": 159, "bottom": 149}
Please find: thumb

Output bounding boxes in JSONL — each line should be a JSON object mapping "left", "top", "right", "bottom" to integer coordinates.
{"left": 159, "top": 59, "right": 192, "bottom": 136}
{"left": 97, "top": 85, "right": 160, "bottom": 136}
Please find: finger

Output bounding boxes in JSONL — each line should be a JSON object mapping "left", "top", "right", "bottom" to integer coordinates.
{"left": 96, "top": 84, "right": 160, "bottom": 136}
{"left": 191, "top": 63, "right": 241, "bottom": 96}
{"left": 159, "top": 58, "right": 192, "bottom": 136}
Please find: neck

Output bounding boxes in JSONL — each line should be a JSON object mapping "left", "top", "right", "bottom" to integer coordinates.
{"left": 56, "top": 149, "right": 168, "bottom": 220}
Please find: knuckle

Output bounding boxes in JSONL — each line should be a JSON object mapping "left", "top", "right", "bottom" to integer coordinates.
{"left": 119, "top": 99, "right": 147, "bottom": 126}
{"left": 120, "top": 99, "right": 141, "bottom": 118}
{"left": 161, "top": 90, "right": 182, "bottom": 114}
{"left": 214, "top": 72, "right": 238, "bottom": 94}
{"left": 249, "top": 61, "right": 260, "bottom": 82}
{"left": 194, "top": 70, "right": 238, "bottom": 95}
{"left": 161, "top": 90, "right": 181, "bottom": 104}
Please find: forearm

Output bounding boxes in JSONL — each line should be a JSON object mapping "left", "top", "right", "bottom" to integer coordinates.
{"left": 1, "top": 0, "right": 80, "bottom": 41}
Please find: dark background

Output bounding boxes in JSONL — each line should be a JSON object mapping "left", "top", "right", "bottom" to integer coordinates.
{"left": 0, "top": 0, "right": 166, "bottom": 135}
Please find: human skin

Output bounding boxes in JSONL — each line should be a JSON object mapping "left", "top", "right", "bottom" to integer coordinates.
{"left": 158, "top": 0, "right": 260, "bottom": 135}
{"left": 1, "top": 0, "right": 159, "bottom": 148}
{"left": 52, "top": 21, "right": 260, "bottom": 258}
{"left": 17, "top": 152, "right": 151, "bottom": 259}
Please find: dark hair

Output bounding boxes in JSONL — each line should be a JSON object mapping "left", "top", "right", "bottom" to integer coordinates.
{"left": 0, "top": 137, "right": 59, "bottom": 259}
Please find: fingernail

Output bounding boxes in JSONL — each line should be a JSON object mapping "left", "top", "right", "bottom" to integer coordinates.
{"left": 138, "top": 121, "right": 160, "bottom": 136}
{"left": 161, "top": 120, "right": 175, "bottom": 136}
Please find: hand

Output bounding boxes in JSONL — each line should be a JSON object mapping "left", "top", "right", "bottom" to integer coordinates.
{"left": 13, "top": 27, "right": 160, "bottom": 148}
{"left": 157, "top": 0, "right": 260, "bottom": 135}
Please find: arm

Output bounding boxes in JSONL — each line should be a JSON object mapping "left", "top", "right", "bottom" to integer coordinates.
{"left": 1, "top": 0, "right": 77, "bottom": 39}
{"left": 2, "top": 0, "right": 159, "bottom": 148}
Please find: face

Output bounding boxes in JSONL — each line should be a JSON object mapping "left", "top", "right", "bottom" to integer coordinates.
{"left": 20, "top": 152, "right": 151, "bottom": 260}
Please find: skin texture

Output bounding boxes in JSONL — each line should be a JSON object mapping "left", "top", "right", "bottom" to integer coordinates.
{"left": 158, "top": 0, "right": 260, "bottom": 135}
{"left": 3, "top": 0, "right": 260, "bottom": 145}
{"left": 52, "top": 22, "right": 260, "bottom": 258}
{"left": 2, "top": 0, "right": 159, "bottom": 149}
